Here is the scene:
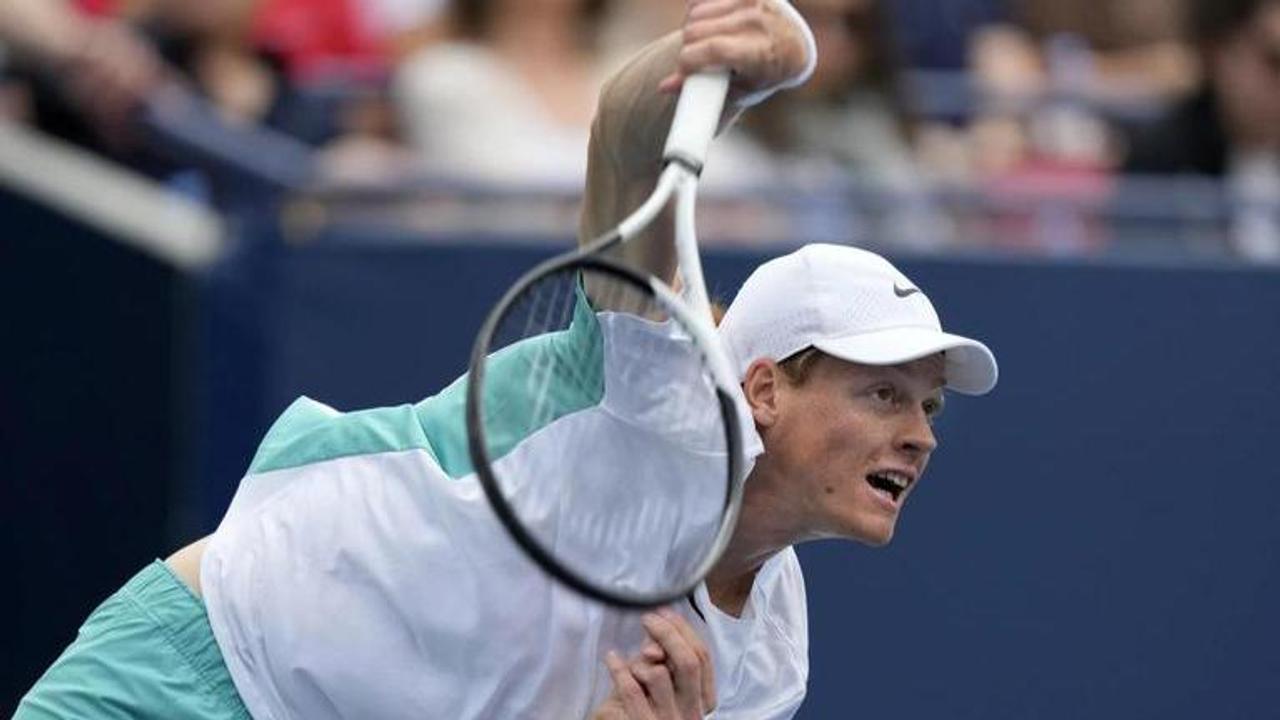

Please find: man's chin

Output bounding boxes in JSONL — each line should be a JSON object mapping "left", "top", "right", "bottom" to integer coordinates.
{"left": 863, "top": 532, "right": 894, "bottom": 548}
{"left": 846, "top": 519, "right": 895, "bottom": 547}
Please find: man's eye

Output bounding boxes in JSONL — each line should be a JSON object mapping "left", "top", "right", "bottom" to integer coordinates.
{"left": 873, "top": 386, "right": 896, "bottom": 404}
{"left": 923, "top": 398, "right": 944, "bottom": 421}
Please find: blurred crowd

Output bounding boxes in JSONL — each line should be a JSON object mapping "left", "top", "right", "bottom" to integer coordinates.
{"left": 1, "top": 0, "right": 1278, "bottom": 260}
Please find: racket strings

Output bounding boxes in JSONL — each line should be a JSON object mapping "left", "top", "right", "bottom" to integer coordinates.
{"left": 478, "top": 264, "right": 732, "bottom": 596}
{"left": 509, "top": 271, "right": 590, "bottom": 425}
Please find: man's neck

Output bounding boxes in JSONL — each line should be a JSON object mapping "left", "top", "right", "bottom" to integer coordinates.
{"left": 704, "top": 462, "right": 801, "bottom": 617}
{"left": 704, "top": 564, "right": 760, "bottom": 617}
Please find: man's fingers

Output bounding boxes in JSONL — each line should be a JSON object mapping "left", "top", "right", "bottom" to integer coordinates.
{"left": 642, "top": 641, "right": 666, "bottom": 663}
{"left": 687, "top": 0, "right": 751, "bottom": 23}
{"left": 676, "top": 36, "right": 737, "bottom": 75}
{"left": 631, "top": 659, "right": 680, "bottom": 717}
{"left": 605, "top": 652, "right": 657, "bottom": 720}
{"left": 659, "top": 608, "right": 717, "bottom": 711}
{"left": 677, "top": 35, "right": 772, "bottom": 82}
{"left": 672, "top": 0, "right": 806, "bottom": 99}
{"left": 657, "top": 72, "right": 685, "bottom": 94}
{"left": 660, "top": 0, "right": 757, "bottom": 92}
{"left": 642, "top": 613, "right": 705, "bottom": 715}
{"left": 658, "top": 608, "right": 711, "bottom": 665}
{"left": 602, "top": 611, "right": 715, "bottom": 720}
{"left": 683, "top": 8, "right": 766, "bottom": 47}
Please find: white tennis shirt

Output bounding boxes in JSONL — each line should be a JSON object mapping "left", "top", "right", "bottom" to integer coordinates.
{"left": 202, "top": 303, "right": 809, "bottom": 719}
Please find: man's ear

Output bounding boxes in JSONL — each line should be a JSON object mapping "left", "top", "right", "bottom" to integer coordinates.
{"left": 742, "top": 358, "right": 784, "bottom": 429}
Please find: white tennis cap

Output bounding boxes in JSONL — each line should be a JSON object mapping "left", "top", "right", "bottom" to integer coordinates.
{"left": 718, "top": 244, "right": 998, "bottom": 395}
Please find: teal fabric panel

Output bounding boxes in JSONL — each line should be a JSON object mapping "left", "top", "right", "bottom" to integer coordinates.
{"left": 15, "top": 562, "right": 251, "bottom": 720}
{"left": 247, "top": 287, "right": 604, "bottom": 479}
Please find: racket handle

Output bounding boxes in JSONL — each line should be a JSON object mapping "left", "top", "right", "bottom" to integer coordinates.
{"left": 662, "top": 71, "right": 731, "bottom": 174}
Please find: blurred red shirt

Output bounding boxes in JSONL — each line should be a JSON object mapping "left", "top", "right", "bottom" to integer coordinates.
{"left": 251, "top": 0, "right": 388, "bottom": 82}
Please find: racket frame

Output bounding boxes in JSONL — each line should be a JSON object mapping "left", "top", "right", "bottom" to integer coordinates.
{"left": 466, "top": 251, "right": 742, "bottom": 608}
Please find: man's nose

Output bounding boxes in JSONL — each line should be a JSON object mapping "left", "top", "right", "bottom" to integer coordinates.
{"left": 897, "top": 408, "right": 938, "bottom": 457}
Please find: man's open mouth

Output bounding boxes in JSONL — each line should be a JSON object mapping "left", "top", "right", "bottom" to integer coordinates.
{"left": 866, "top": 470, "right": 912, "bottom": 502}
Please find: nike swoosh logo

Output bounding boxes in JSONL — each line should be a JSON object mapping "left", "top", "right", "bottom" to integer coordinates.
{"left": 894, "top": 284, "right": 920, "bottom": 298}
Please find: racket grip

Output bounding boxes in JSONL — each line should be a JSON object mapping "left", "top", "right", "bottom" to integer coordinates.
{"left": 662, "top": 71, "right": 731, "bottom": 174}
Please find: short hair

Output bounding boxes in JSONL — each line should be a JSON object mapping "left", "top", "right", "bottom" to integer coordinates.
{"left": 777, "top": 346, "right": 826, "bottom": 386}
{"left": 1190, "top": 0, "right": 1280, "bottom": 47}
{"left": 775, "top": 347, "right": 949, "bottom": 387}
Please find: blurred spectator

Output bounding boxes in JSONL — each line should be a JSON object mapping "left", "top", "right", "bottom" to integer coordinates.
{"left": 1124, "top": 0, "right": 1280, "bottom": 260}
{"left": 5, "top": 0, "right": 404, "bottom": 204}
{"left": 966, "top": 30, "right": 1119, "bottom": 176}
{"left": 393, "top": 0, "right": 612, "bottom": 188}
{"left": 702, "top": 0, "right": 953, "bottom": 250}
{"left": 364, "top": 0, "right": 451, "bottom": 60}
{"left": 0, "top": 0, "right": 160, "bottom": 143}
{"left": 72, "top": 0, "right": 125, "bottom": 17}
{"left": 141, "top": 0, "right": 342, "bottom": 144}
{"left": 250, "top": 0, "right": 386, "bottom": 82}
{"left": 914, "top": 0, "right": 1196, "bottom": 186}
{"left": 912, "top": 24, "right": 1117, "bottom": 254}
{"left": 1012, "top": 0, "right": 1197, "bottom": 101}
{"left": 1024, "top": 0, "right": 1183, "bottom": 45}
{"left": 740, "top": 0, "right": 916, "bottom": 186}
{"left": 1, "top": 0, "right": 107, "bottom": 57}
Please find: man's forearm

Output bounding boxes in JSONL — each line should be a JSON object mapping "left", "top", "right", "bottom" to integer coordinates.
{"left": 578, "top": 32, "right": 683, "bottom": 281}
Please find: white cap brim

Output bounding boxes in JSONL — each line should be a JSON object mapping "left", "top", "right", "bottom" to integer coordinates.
{"left": 812, "top": 326, "right": 999, "bottom": 396}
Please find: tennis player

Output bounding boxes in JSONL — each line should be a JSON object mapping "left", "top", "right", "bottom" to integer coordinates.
{"left": 18, "top": 2, "right": 997, "bottom": 719}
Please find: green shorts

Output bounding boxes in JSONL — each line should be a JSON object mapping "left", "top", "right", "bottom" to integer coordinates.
{"left": 16, "top": 560, "right": 251, "bottom": 720}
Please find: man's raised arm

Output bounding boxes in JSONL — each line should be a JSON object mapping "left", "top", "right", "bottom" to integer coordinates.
{"left": 578, "top": 0, "right": 816, "bottom": 285}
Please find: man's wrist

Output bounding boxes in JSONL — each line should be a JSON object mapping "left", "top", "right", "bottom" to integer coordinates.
{"left": 733, "top": 0, "right": 817, "bottom": 108}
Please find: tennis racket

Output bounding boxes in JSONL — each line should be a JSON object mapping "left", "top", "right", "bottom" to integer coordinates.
{"left": 466, "top": 72, "right": 746, "bottom": 609}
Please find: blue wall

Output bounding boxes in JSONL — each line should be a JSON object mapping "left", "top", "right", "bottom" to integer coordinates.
{"left": 2, "top": 190, "right": 179, "bottom": 709}
{"left": 7, "top": 204, "right": 1280, "bottom": 717}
